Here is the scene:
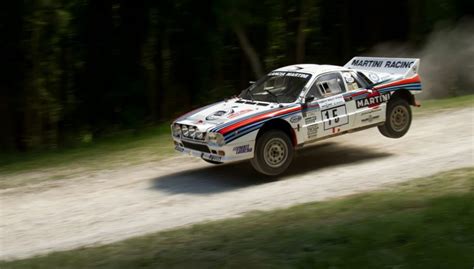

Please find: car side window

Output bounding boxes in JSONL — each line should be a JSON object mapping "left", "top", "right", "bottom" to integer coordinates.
{"left": 306, "top": 72, "right": 346, "bottom": 99}
{"left": 343, "top": 71, "right": 371, "bottom": 91}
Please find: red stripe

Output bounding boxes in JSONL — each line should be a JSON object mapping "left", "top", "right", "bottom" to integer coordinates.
{"left": 218, "top": 106, "right": 301, "bottom": 135}
{"left": 351, "top": 90, "right": 368, "bottom": 97}
{"left": 374, "top": 74, "right": 420, "bottom": 91}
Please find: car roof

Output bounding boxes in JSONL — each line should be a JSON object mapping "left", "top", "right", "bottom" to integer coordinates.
{"left": 273, "top": 64, "right": 345, "bottom": 76}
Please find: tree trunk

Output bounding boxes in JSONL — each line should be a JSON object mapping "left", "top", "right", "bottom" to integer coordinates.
{"left": 295, "top": 0, "right": 309, "bottom": 63}
{"left": 232, "top": 23, "right": 264, "bottom": 78}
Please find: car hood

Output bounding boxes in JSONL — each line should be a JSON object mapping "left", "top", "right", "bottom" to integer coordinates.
{"left": 175, "top": 99, "right": 284, "bottom": 132}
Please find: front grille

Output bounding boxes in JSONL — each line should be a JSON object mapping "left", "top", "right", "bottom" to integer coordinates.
{"left": 182, "top": 140, "right": 210, "bottom": 153}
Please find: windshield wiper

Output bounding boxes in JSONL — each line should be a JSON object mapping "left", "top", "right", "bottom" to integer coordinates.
{"left": 264, "top": 89, "right": 280, "bottom": 104}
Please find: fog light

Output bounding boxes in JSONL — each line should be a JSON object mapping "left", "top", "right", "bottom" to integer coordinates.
{"left": 218, "top": 150, "right": 225, "bottom": 156}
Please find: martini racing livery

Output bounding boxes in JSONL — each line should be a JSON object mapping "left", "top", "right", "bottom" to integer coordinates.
{"left": 171, "top": 57, "right": 422, "bottom": 175}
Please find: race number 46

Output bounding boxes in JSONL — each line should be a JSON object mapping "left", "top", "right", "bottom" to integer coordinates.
{"left": 322, "top": 105, "right": 348, "bottom": 130}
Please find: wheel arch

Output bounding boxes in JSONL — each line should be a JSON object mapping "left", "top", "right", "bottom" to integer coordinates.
{"left": 390, "top": 89, "right": 417, "bottom": 106}
{"left": 257, "top": 119, "right": 297, "bottom": 147}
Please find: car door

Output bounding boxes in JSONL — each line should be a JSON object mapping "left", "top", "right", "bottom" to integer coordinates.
{"left": 302, "top": 72, "right": 350, "bottom": 141}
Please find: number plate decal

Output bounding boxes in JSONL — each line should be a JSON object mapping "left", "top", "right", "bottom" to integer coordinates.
{"left": 322, "top": 105, "right": 349, "bottom": 130}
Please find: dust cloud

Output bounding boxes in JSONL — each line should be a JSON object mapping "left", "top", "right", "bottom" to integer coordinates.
{"left": 369, "top": 18, "right": 474, "bottom": 99}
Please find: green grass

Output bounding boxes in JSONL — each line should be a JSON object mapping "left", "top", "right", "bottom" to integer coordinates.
{"left": 0, "top": 123, "right": 175, "bottom": 188}
{"left": 2, "top": 168, "right": 473, "bottom": 268}
{"left": 415, "top": 94, "right": 473, "bottom": 113}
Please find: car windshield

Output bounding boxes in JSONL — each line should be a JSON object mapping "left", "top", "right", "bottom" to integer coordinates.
{"left": 239, "top": 71, "right": 312, "bottom": 103}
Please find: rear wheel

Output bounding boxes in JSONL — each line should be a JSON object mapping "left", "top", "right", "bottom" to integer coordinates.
{"left": 378, "top": 98, "right": 412, "bottom": 138}
{"left": 250, "top": 130, "right": 294, "bottom": 176}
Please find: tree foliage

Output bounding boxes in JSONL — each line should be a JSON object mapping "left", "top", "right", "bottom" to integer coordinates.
{"left": 1, "top": 0, "right": 472, "bottom": 151}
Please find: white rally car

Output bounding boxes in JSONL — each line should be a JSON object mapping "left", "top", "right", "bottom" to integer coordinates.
{"left": 171, "top": 57, "right": 422, "bottom": 175}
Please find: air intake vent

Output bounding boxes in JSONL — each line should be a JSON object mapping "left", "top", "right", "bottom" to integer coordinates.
{"left": 182, "top": 141, "right": 210, "bottom": 153}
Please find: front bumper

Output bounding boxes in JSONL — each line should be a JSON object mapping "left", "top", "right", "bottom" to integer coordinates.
{"left": 173, "top": 137, "right": 254, "bottom": 163}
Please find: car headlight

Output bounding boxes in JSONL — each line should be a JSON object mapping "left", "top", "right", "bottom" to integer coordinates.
{"left": 207, "top": 132, "right": 225, "bottom": 146}
{"left": 172, "top": 124, "right": 181, "bottom": 136}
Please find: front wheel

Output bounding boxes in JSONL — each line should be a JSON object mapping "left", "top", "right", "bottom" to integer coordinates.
{"left": 378, "top": 98, "right": 412, "bottom": 138}
{"left": 250, "top": 130, "right": 294, "bottom": 176}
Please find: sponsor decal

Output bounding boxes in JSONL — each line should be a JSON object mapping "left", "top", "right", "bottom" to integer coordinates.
{"left": 356, "top": 93, "right": 391, "bottom": 109}
{"left": 304, "top": 116, "right": 317, "bottom": 125}
{"left": 351, "top": 59, "right": 414, "bottom": 69}
{"left": 268, "top": 71, "right": 310, "bottom": 79}
{"left": 233, "top": 144, "right": 253, "bottom": 154}
{"left": 343, "top": 72, "right": 354, "bottom": 83}
{"left": 318, "top": 95, "right": 345, "bottom": 110}
{"left": 361, "top": 114, "right": 380, "bottom": 123}
{"left": 331, "top": 127, "right": 341, "bottom": 134}
{"left": 361, "top": 107, "right": 382, "bottom": 115}
{"left": 368, "top": 73, "right": 380, "bottom": 82}
{"left": 289, "top": 115, "right": 302, "bottom": 123}
{"left": 384, "top": 61, "right": 414, "bottom": 68}
{"left": 202, "top": 153, "right": 222, "bottom": 162}
{"left": 307, "top": 125, "right": 319, "bottom": 139}
{"left": 351, "top": 59, "right": 383, "bottom": 68}
{"left": 228, "top": 109, "right": 254, "bottom": 119}
{"left": 206, "top": 109, "right": 234, "bottom": 121}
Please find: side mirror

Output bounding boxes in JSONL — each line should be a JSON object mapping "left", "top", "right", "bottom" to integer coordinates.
{"left": 304, "top": 95, "right": 315, "bottom": 104}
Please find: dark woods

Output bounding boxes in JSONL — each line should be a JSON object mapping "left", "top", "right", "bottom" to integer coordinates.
{"left": 1, "top": 0, "right": 472, "bottom": 151}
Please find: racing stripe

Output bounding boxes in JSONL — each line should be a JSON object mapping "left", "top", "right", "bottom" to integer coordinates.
{"left": 224, "top": 110, "right": 302, "bottom": 143}
{"left": 378, "top": 83, "right": 421, "bottom": 93}
{"left": 219, "top": 105, "right": 301, "bottom": 135}
{"left": 374, "top": 74, "right": 421, "bottom": 91}
{"left": 217, "top": 105, "right": 300, "bottom": 135}
{"left": 210, "top": 105, "right": 284, "bottom": 132}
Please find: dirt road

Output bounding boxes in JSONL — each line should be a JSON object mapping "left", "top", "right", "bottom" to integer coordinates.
{"left": 1, "top": 107, "right": 473, "bottom": 260}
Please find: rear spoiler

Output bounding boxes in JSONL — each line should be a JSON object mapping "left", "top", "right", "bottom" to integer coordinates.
{"left": 344, "top": 56, "right": 420, "bottom": 78}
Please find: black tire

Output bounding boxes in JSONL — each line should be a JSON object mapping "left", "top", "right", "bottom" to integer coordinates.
{"left": 202, "top": 159, "right": 223, "bottom": 165}
{"left": 378, "top": 98, "right": 412, "bottom": 138}
{"left": 250, "top": 130, "right": 294, "bottom": 176}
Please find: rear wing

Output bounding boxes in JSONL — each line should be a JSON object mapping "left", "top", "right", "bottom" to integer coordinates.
{"left": 344, "top": 56, "right": 420, "bottom": 78}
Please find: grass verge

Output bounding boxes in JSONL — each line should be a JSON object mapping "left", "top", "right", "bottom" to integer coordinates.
{"left": 2, "top": 167, "right": 473, "bottom": 268}
{"left": 414, "top": 94, "right": 473, "bottom": 114}
{"left": 0, "top": 124, "right": 175, "bottom": 188}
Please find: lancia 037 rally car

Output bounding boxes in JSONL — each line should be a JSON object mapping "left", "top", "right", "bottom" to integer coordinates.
{"left": 171, "top": 57, "right": 422, "bottom": 175}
